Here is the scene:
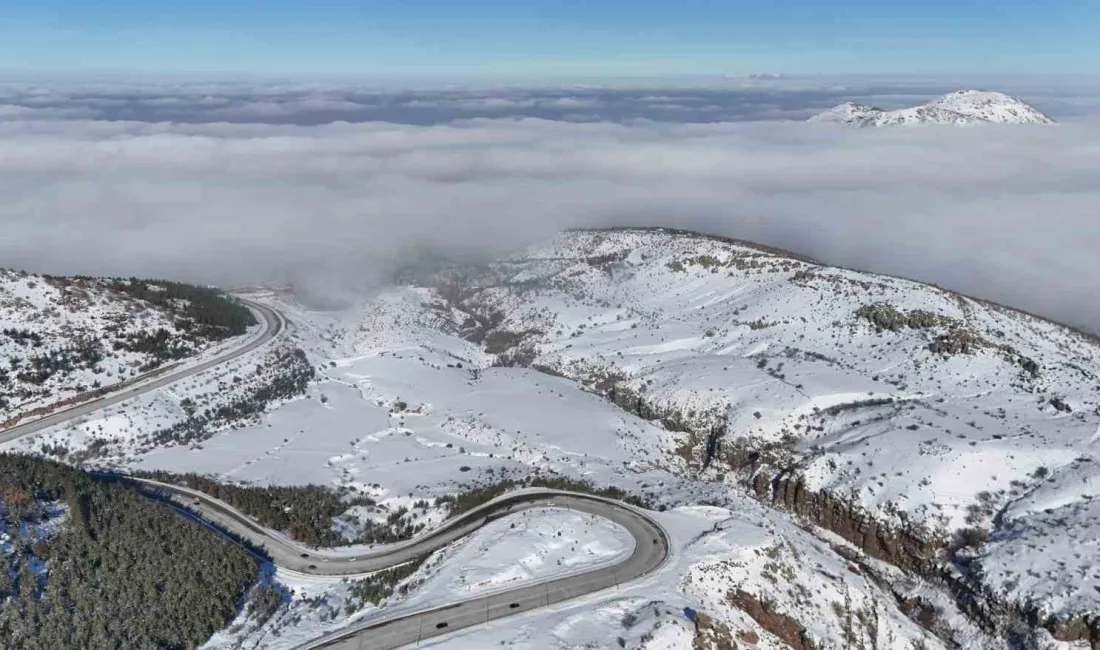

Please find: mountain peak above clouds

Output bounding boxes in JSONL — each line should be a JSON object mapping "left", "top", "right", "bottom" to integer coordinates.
{"left": 809, "top": 90, "right": 1055, "bottom": 126}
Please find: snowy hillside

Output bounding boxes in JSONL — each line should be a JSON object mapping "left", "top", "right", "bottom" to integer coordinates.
{"left": 809, "top": 90, "right": 1055, "bottom": 126}
{"left": 21, "top": 283, "right": 978, "bottom": 649}
{"left": 9, "top": 229, "right": 1098, "bottom": 648}
{"left": 376, "top": 227, "right": 1099, "bottom": 642}
{"left": 0, "top": 270, "right": 258, "bottom": 428}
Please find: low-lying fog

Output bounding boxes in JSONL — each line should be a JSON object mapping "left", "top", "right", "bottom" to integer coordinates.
{"left": 1, "top": 77, "right": 1098, "bottom": 330}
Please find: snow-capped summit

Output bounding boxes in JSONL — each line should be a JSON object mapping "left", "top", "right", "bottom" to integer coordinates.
{"left": 809, "top": 89, "right": 1055, "bottom": 127}
{"left": 809, "top": 101, "right": 883, "bottom": 123}
{"left": 926, "top": 89, "right": 1055, "bottom": 123}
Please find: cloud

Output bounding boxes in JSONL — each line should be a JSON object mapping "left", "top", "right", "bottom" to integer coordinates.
{"left": 0, "top": 80, "right": 1099, "bottom": 331}
{"left": 3, "top": 77, "right": 1098, "bottom": 125}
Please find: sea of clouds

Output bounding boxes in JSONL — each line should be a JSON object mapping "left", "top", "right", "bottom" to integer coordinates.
{"left": 1, "top": 76, "right": 1098, "bottom": 329}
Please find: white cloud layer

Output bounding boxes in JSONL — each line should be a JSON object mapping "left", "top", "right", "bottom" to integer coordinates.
{"left": 1, "top": 80, "right": 1098, "bottom": 330}
{"left": 3, "top": 77, "right": 1099, "bottom": 125}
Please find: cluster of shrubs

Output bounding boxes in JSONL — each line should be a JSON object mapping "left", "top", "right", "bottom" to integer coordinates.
{"left": 856, "top": 303, "right": 1040, "bottom": 375}
{"left": 136, "top": 470, "right": 377, "bottom": 548}
{"left": 103, "top": 278, "right": 256, "bottom": 341}
{"left": 13, "top": 337, "right": 104, "bottom": 386}
{"left": 245, "top": 583, "right": 286, "bottom": 625}
{"left": 100, "top": 278, "right": 257, "bottom": 367}
{"left": 138, "top": 470, "right": 426, "bottom": 549}
{"left": 437, "top": 474, "right": 649, "bottom": 516}
{"left": 112, "top": 328, "right": 190, "bottom": 368}
{"left": 928, "top": 329, "right": 989, "bottom": 356}
{"left": 150, "top": 346, "right": 314, "bottom": 447}
{"left": 2, "top": 328, "right": 43, "bottom": 347}
{"left": 345, "top": 557, "right": 427, "bottom": 612}
{"left": 856, "top": 303, "right": 951, "bottom": 332}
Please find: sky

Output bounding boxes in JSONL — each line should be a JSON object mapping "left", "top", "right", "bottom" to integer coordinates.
{"left": 1, "top": 0, "right": 1098, "bottom": 77}
{"left": 0, "top": 2, "right": 1098, "bottom": 332}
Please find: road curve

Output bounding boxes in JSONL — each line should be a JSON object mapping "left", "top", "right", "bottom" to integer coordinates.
{"left": 302, "top": 498, "right": 667, "bottom": 650}
{"left": 0, "top": 298, "right": 282, "bottom": 446}
{"left": 134, "top": 477, "right": 669, "bottom": 650}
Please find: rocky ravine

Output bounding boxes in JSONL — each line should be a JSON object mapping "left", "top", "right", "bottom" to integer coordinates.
{"left": 392, "top": 227, "right": 1100, "bottom": 647}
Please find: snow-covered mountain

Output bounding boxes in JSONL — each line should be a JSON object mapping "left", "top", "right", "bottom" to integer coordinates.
{"left": 0, "top": 270, "right": 258, "bottom": 428}
{"left": 373, "top": 227, "right": 1098, "bottom": 643}
{"left": 10, "top": 228, "right": 1099, "bottom": 649}
{"left": 809, "top": 90, "right": 1055, "bottom": 126}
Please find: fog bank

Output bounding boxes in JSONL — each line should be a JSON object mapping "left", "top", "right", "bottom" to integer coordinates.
{"left": 1, "top": 79, "right": 1097, "bottom": 331}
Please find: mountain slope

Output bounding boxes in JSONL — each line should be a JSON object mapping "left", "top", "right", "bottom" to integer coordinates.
{"left": 0, "top": 270, "right": 257, "bottom": 427}
{"left": 809, "top": 90, "right": 1055, "bottom": 126}
{"left": 11, "top": 230, "right": 1097, "bottom": 648}
{"left": 118, "top": 288, "right": 960, "bottom": 650}
{"left": 378, "top": 227, "right": 1099, "bottom": 641}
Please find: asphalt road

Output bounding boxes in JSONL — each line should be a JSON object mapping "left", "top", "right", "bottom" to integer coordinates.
{"left": 0, "top": 298, "right": 282, "bottom": 446}
{"left": 299, "top": 496, "right": 668, "bottom": 650}
{"left": 137, "top": 477, "right": 670, "bottom": 650}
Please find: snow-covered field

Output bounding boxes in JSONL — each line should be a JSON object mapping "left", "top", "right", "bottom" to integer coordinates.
{"left": 78, "top": 288, "right": 703, "bottom": 509}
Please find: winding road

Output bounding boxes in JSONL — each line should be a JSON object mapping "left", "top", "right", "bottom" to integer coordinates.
{"left": 142, "top": 477, "right": 670, "bottom": 650}
{"left": 0, "top": 298, "right": 671, "bottom": 650}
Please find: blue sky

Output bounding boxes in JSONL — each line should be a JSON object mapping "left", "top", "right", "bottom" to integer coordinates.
{"left": 1, "top": 0, "right": 1097, "bottom": 77}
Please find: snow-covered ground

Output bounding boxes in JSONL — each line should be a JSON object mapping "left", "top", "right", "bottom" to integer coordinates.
{"left": 74, "top": 288, "right": 701, "bottom": 509}
{"left": 393, "top": 227, "right": 1098, "bottom": 624}
{"left": 19, "top": 281, "right": 970, "bottom": 649}
{"left": 7, "top": 227, "right": 1098, "bottom": 648}
{"left": 411, "top": 506, "right": 634, "bottom": 599}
